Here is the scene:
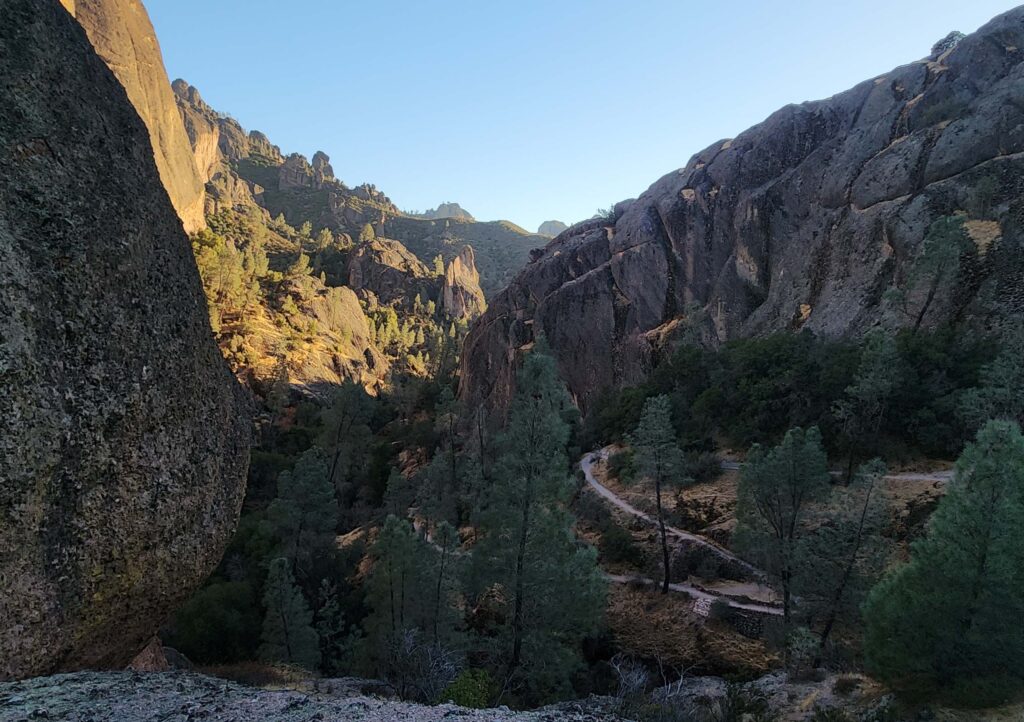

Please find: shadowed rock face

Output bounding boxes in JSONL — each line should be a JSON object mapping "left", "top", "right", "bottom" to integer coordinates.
{"left": 0, "top": 0, "right": 250, "bottom": 680}
{"left": 461, "top": 8, "right": 1024, "bottom": 415}
{"left": 60, "top": 0, "right": 207, "bottom": 233}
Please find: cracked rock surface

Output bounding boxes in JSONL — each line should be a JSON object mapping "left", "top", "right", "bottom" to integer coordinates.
{"left": 460, "top": 7, "right": 1024, "bottom": 415}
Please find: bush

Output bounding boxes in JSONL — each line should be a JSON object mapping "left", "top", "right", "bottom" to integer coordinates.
{"left": 598, "top": 523, "right": 643, "bottom": 566}
{"left": 608, "top": 449, "right": 636, "bottom": 484}
{"left": 441, "top": 668, "right": 495, "bottom": 708}
{"left": 683, "top": 451, "right": 721, "bottom": 484}
{"left": 164, "top": 580, "right": 261, "bottom": 664}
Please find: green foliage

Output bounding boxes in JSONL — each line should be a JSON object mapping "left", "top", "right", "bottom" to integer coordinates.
{"left": 469, "top": 344, "right": 606, "bottom": 700}
{"left": 629, "top": 395, "right": 687, "bottom": 592}
{"left": 960, "top": 323, "right": 1024, "bottom": 430}
{"left": 359, "top": 223, "right": 376, "bottom": 243}
{"left": 266, "top": 448, "right": 338, "bottom": 575}
{"left": 906, "top": 216, "right": 972, "bottom": 331}
{"left": 736, "top": 427, "right": 830, "bottom": 627}
{"left": 864, "top": 420, "right": 1024, "bottom": 704}
{"left": 164, "top": 580, "right": 260, "bottom": 664}
{"left": 441, "top": 668, "right": 496, "bottom": 708}
{"left": 260, "top": 558, "right": 321, "bottom": 670}
{"left": 598, "top": 523, "right": 643, "bottom": 566}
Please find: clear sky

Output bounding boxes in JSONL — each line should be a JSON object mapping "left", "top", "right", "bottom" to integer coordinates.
{"left": 147, "top": 0, "right": 1017, "bottom": 232}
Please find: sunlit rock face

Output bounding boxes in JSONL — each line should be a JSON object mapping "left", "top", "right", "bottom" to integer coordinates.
{"left": 60, "top": 0, "right": 208, "bottom": 233}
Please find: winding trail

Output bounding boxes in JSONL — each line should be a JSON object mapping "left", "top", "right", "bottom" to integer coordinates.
{"left": 580, "top": 449, "right": 782, "bottom": 616}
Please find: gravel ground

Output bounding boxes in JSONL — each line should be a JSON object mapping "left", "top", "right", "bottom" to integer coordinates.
{"left": 0, "top": 672, "right": 625, "bottom": 722}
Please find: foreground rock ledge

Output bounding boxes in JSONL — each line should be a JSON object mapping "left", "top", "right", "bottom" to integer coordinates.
{"left": 0, "top": 673, "right": 624, "bottom": 722}
{"left": 0, "top": 0, "right": 250, "bottom": 678}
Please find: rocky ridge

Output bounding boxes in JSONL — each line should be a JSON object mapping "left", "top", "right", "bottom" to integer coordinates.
{"left": 461, "top": 9, "right": 1024, "bottom": 415}
{"left": 0, "top": 0, "right": 249, "bottom": 679}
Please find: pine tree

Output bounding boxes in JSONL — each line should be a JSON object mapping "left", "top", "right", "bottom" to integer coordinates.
{"left": 735, "top": 427, "right": 830, "bottom": 630}
{"left": 833, "top": 331, "right": 901, "bottom": 477}
{"left": 267, "top": 448, "right": 338, "bottom": 577}
{"left": 863, "top": 420, "right": 1024, "bottom": 701}
{"left": 433, "top": 255, "right": 445, "bottom": 276}
{"left": 960, "top": 323, "right": 1024, "bottom": 429}
{"left": 628, "top": 395, "right": 685, "bottom": 593}
{"left": 260, "top": 558, "right": 321, "bottom": 670}
{"left": 800, "top": 459, "right": 891, "bottom": 666}
{"left": 299, "top": 220, "right": 313, "bottom": 238}
{"left": 469, "top": 344, "right": 605, "bottom": 696}
{"left": 359, "top": 223, "right": 376, "bottom": 243}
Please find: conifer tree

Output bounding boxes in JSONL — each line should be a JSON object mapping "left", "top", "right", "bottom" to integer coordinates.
{"left": 863, "top": 420, "right": 1024, "bottom": 701}
{"left": 469, "top": 343, "right": 605, "bottom": 696}
{"left": 260, "top": 558, "right": 321, "bottom": 670}
{"left": 628, "top": 394, "right": 685, "bottom": 593}
{"left": 735, "top": 427, "right": 830, "bottom": 629}
{"left": 267, "top": 448, "right": 338, "bottom": 578}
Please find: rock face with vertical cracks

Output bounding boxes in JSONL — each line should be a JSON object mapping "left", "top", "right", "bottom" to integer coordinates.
{"left": 0, "top": 0, "right": 250, "bottom": 680}
{"left": 460, "top": 7, "right": 1024, "bottom": 415}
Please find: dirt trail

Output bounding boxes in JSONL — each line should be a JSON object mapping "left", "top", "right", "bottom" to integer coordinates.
{"left": 580, "top": 449, "right": 781, "bottom": 616}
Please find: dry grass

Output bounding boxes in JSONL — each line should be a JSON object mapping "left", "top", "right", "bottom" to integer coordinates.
{"left": 605, "top": 585, "right": 776, "bottom": 677}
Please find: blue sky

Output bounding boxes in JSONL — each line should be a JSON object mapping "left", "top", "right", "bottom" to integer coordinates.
{"left": 147, "top": 1, "right": 1016, "bottom": 232}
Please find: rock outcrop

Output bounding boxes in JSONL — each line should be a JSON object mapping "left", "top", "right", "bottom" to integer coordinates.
{"left": 347, "top": 238, "right": 438, "bottom": 307}
{"left": 441, "top": 246, "right": 487, "bottom": 319}
{"left": 461, "top": 8, "right": 1024, "bottom": 415}
{"left": 416, "top": 202, "right": 475, "bottom": 221}
{"left": 537, "top": 220, "right": 568, "bottom": 237}
{"left": 60, "top": 0, "right": 207, "bottom": 233}
{"left": 0, "top": 0, "right": 250, "bottom": 680}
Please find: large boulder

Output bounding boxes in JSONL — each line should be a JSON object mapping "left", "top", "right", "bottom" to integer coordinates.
{"left": 0, "top": 0, "right": 250, "bottom": 680}
{"left": 59, "top": 0, "right": 207, "bottom": 233}
{"left": 461, "top": 8, "right": 1024, "bottom": 415}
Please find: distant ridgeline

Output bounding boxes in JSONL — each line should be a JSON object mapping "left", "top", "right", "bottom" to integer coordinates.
{"left": 165, "top": 81, "right": 548, "bottom": 395}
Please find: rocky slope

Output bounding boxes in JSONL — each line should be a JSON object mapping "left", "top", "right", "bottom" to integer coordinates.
{"left": 461, "top": 9, "right": 1024, "bottom": 415}
{"left": 537, "top": 220, "right": 568, "bottom": 237}
{"left": 0, "top": 0, "right": 250, "bottom": 680}
{"left": 59, "top": 0, "right": 207, "bottom": 233}
{"left": 171, "top": 81, "right": 544, "bottom": 297}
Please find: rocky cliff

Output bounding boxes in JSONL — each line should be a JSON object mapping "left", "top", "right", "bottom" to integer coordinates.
{"left": 441, "top": 246, "right": 487, "bottom": 319}
{"left": 60, "top": 0, "right": 207, "bottom": 233}
{"left": 0, "top": 0, "right": 250, "bottom": 679}
{"left": 461, "top": 9, "right": 1024, "bottom": 415}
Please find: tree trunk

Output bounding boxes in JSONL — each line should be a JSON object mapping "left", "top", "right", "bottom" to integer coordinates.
{"left": 655, "top": 471, "right": 670, "bottom": 594}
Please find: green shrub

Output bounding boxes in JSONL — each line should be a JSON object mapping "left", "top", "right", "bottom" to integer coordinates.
{"left": 598, "top": 523, "right": 643, "bottom": 566}
{"left": 164, "top": 580, "right": 261, "bottom": 664}
{"left": 608, "top": 449, "right": 636, "bottom": 484}
{"left": 441, "top": 669, "right": 495, "bottom": 708}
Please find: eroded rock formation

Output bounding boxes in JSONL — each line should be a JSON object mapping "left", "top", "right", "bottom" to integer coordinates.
{"left": 441, "top": 246, "right": 487, "bottom": 319}
{"left": 0, "top": 0, "right": 250, "bottom": 679}
{"left": 60, "top": 0, "right": 207, "bottom": 233}
{"left": 461, "top": 8, "right": 1024, "bottom": 415}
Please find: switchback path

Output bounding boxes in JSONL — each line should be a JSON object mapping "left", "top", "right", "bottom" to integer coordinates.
{"left": 580, "top": 449, "right": 764, "bottom": 580}
{"left": 580, "top": 449, "right": 781, "bottom": 615}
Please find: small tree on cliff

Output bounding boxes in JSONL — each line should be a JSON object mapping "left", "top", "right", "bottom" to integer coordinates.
{"left": 863, "top": 420, "right": 1024, "bottom": 702}
{"left": 468, "top": 343, "right": 605, "bottom": 699}
{"left": 628, "top": 395, "right": 685, "bottom": 593}
{"left": 260, "top": 557, "right": 321, "bottom": 670}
